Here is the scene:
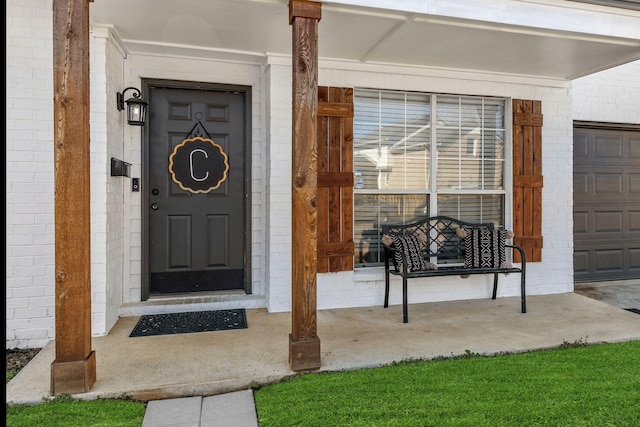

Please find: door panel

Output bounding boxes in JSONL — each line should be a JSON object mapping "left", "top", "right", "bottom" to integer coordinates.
{"left": 147, "top": 84, "right": 248, "bottom": 294}
{"left": 573, "top": 126, "right": 640, "bottom": 282}
{"left": 207, "top": 215, "right": 229, "bottom": 266}
{"left": 168, "top": 215, "right": 191, "bottom": 268}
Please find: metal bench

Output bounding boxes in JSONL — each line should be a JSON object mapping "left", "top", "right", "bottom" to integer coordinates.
{"left": 382, "top": 215, "right": 526, "bottom": 323}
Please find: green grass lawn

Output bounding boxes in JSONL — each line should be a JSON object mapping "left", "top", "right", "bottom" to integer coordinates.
{"left": 6, "top": 395, "right": 146, "bottom": 427}
{"left": 7, "top": 341, "right": 640, "bottom": 427}
{"left": 253, "top": 340, "right": 640, "bottom": 426}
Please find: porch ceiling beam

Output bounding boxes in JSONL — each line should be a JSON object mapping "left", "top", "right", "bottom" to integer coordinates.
{"left": 51, "top": 0, "right": 96, "bottom": 395}
{"left": 289, "top": 0, "right": 322, "bottom": 372}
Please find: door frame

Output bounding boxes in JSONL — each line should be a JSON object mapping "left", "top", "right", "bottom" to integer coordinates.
{"left": 140, "top": 79, "right": 252, "bottom": 300}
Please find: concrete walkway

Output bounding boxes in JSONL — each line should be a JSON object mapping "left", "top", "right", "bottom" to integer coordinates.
{"left": 7, "top": 283, "right": 640, "bottom": 426}
{"left": 574, "top": 279, "right": 640, "bottom": 310}
{"left": 142, "top": 391, "right": 258, "bottom": 427}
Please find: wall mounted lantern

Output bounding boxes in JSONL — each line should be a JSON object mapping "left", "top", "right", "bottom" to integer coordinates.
{"left": 116, "top": 87, "right": 148, "bottom": 126}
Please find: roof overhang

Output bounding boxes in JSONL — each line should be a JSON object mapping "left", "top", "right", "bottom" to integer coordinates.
{"left": 90, "top": 0, "right": 640, "bottom": 80}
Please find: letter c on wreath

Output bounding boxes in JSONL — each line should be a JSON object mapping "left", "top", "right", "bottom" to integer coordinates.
{"left": 169, "top": 137, "right": 229, "bottom": 193}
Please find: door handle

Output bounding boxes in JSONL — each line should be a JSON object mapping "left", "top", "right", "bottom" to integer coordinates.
{"left": 151, "top": 203, "right": 159, "bottom": 210}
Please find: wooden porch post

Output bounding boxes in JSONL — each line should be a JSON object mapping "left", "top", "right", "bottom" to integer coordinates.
{"left": 50, "top": 0, "right": 96, "bottom": 395}
{"left": 288, "top": 0, "right": 322, "bottom": 371}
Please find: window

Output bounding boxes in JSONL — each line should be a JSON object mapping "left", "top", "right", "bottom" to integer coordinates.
{"left": 353, "top": 89, "right": 508, "bottom": 266}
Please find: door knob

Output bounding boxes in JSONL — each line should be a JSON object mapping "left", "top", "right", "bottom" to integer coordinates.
{"left": 151, "top": 203, "right": 159, "bottom": 210}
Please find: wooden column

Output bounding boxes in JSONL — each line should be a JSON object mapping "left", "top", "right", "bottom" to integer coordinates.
{"left": 50, "top": 0, "right": 96, "bottom": 395}
{"left": 288, "top": 0, "right": 322, "bottom": 371}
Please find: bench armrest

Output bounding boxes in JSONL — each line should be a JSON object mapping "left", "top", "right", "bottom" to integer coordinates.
{"left": 505, "top": 244, "right": 526, "bottom": 266}
{"left": 383, "top": 246, "right": 410, "bottom": 275}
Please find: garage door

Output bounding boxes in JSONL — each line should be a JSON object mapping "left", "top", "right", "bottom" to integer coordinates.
{"left": 573, "top": 124, "right": 640, "bottom": 282}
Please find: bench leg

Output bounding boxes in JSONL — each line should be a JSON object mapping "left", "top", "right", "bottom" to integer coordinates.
{"left": 521, "top": 271, "right": 527, "bottom": 313}
{"left": 402, "top": 276, "right": 408, "bottom": 323}
{"left": 384, "top": 271, "right": 390, "bottom": 308}
{"left": 492, "top": 273, "right": 498, "bottom": 299}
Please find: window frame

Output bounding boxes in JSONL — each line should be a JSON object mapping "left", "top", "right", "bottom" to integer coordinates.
{"left": 353, "top": 89, "right": 513, "bottom": 268}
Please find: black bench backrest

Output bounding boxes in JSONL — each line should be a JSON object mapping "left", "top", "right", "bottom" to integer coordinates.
{"left": 381, "top": 215, "right": 494, "bottom": 264}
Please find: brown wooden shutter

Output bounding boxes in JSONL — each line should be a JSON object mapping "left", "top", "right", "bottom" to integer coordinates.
{"left": 317, "top": 87, "right": 354, "bottom": 272}
{"left": 512, "top": 99, "right": 544, "bottom": 262}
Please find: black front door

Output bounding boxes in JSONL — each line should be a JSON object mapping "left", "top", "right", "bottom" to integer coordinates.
{"left": 144, "top": 81, "right": 249, "bottom": 296}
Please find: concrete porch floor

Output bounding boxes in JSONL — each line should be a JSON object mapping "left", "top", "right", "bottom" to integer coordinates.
{"left": 6, "top": 290, "right": 640, "bottom": 406}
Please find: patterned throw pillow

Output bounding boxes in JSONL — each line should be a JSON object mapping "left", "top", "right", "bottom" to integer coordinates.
{"left": 464, "top": 229, "right": 508, "bottom": 268}
{"left": 391, "top": 234, "right": 429, "bottom": 273}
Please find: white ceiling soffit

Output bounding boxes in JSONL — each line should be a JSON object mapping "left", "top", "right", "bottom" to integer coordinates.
{"left": 89, "top": 0, "right": 640, "bottom": 80}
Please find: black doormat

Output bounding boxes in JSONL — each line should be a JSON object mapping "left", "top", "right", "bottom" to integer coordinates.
{"left": 624, "top": 308, "right": 640, "bottom": 315}
{"left": 129, "top": 309, "right": 247, "bottom": 337}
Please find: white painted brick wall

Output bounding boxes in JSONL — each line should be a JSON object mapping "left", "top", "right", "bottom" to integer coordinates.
{"left": 6, "top": 0, "right": 55, "bottom": 349}
{"left": 90, "top": 31, "right": 110, "bottom": 337}
{"left": 265, "top": 59, "right": 293, "bottom": 312}
{"left": 531, "top": 86, "right": 575, "bottom": 295}
{"left": 92, "top": 27, "right": 130, "bottom": 336}
{"left": 572, "top": 60, "right": 640, "bottom": 124}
